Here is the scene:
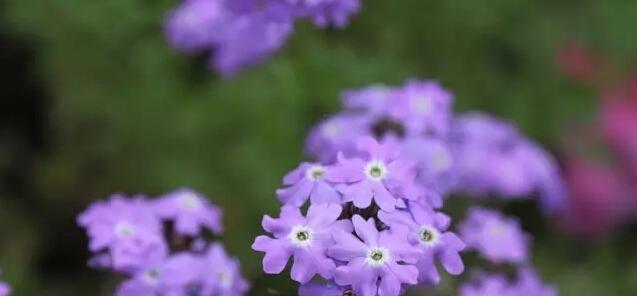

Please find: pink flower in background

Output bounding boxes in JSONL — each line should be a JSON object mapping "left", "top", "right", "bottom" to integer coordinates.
{"left": 557, "top": 43, "right": 637, "bottom": 235}
{"left": 559, "top": 156, "right": 623, "bottom": 236}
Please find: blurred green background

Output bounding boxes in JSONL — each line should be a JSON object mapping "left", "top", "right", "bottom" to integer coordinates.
{"left": 1, "top": 0, "right": 637, "bottom": 295}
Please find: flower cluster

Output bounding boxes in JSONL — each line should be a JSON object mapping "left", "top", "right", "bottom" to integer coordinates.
{"left": 254, "top": 78, "right": 562, "bottom": 295}
{"left": 306, "top": 79, "right": 567, "bottom": 213}
{"left": 458, "top": 207, "right": 556, "bottom": 295}
{"left": 253, "top": 136, "right": 465, "bottom": 296}
{"left": 165, "top": 0, "right": 361, "bottom": 75}
{"left": 459, "top": 207, "right": 529, "bottom": 264}
{"left": 77, "top": 188, "right": 249, "bottom": 296}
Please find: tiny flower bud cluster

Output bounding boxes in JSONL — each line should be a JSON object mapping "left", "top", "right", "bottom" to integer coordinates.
{"left": 164, "top": 0, "right": 361, "bottom": 75}
{"left": 77, "top": 188, "right": 249, "bottom": 296}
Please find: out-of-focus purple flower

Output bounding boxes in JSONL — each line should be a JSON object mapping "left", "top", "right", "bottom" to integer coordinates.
{"left": 276, "top": 162, "right": 341, "bottom": 207}
{"left": 330, "top": 137, "right": 418, "bottom": 211}
{"left": 77, "top": 195, "right": 166, "bottom": 272}
{"left": 202, "top": 244, "right": 250, "bottom": 296}
{"left": 379, "top": 202, "right": 465, "bottom": 285}
{"left": 389, "top": 80, "right": 454, "bottom": 136}
{"left": 341, "top": 84, "right": 393, "bottom": 116}
{"left": 117, "top": 246, "right": 249, "bottom": 296}
{"left": 401, "top": 137, "right": 456, "bottom": 195}
{"left": 459, "top": 207, "right": 529, "bottom": 264}
{"left": 164, "top": 0, "right": 228, "bottom": 52}
{"left": 154, "top": 188, "right": 223, "bottom": 236}
{"left": 77, "top": 195, "right": 161, "bottom": 251}
{"left": 165, "top": 0, "right": 294, "bottom": 75}
{"left": 460, "top": 269, "right": 557, "bottom": 296}
{"left": 252, "top": 204, "right": 351, "bottom": 283}
{"left": 109, "top": 233, "right": 168, "bottom": 273}
{"left": 450, "top": 113, "right": 567, "bottom": 213}
{"left": 115, "top": 253, "right": 199, "bottom": 296}
{"left": 164, "top": 0, "right": 361, "bottom": 75}
{"left": 212, "top": 3, "right": 294, "bottom": 75}
{"left": 512, "top": 268, "right": 558, "bottom": 296}
{"left": 328, "top": 215, "right": 420, "bottom": 296}
{"left": 459, "top": 274, "right": 510, "bottom": 296}
{"left": 284, "top": 0, "right": 362, "bottom": 28}
{"left": 306, "top": 114, "right": 372, "bottom": 162}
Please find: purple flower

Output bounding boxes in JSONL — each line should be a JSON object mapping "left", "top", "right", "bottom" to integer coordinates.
{"left": 328, "top": 215, "right": 420, "bottom": 296}
{"left": 450, "top": 113, "right": 567, "bottom": 213}
{"left": 309, "top": 0, "right": 362, "bottom": 28}
{"left": 109, "top": 234, "right": 168, "bottom": 273}
{"left": 0, "top": 280, "right": 10, "bottom": 296}
{"left": 116, "top": 253, "right": 204, "bottom": 296}
{"left": 459, "top": 207, "right": 529, "bottom": 264}
{"left": 164, "top": 0, "right": 228, "bottom": 52}
{"left": 81, "top": 189, "right": 248, "bottom": 295}
{"left": 341, "top": 84, "right": 393, "bottom": 116}
{"left": 379, "top": 202, "right": 465, "bottom": 285}
{"left": 202, "top": 243, "right": 250, "bottom": 296}
{"left": 389, "top": 80, "right": 454, "bottom": 136}
{"left": 77, "top": 195, "right": 166, "bottom": 272}
{"left": 460, "top": 269, "right": 557, "bottom": 296}
{"left": 459, "top": 274, "right": 511, "bottom": 296}
{"left": 117, "top": 245, "right": 249, "bottom": 296}
{"left": 212, "top": 3, "right": 294, "bottom": 75}
{"left": 511, "top": 268, "right": 557, "bottom": 296}
{"left": 299, "top": 282, "right": 352, "bottom": 296}
{"left": 276, "top": 162, "right": 341, "bottom": 207}
{"left": 306, "top": 114, "right": 373, "bottom": 162}
{"left": 154, "top": 188, "right": 223, "bottom": 236}
{"left": 401, "top": 136, "right": 456, "bottom": 195}
{"left": 252, "top": 204, "right": 352, "bottom": 283}
{"left": 331, "top": 137, "right": 417, "bottom": 211}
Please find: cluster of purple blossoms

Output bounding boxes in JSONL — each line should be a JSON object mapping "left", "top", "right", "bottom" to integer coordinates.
{"left": 164, "top": 0, "right": 361, "bottom": 75}
{"left": 254, "top": 78, "right": 561, "bottom": 295}
{"left": 305, "top": 79, "right": 567, "bottom": 212}
{"left": 457, "top": 207, "right": 556, "bottom": 295}
{"left": 459, "top": 207, "right": 529, "bottom": 264}
{"left": 77, "top": 188, "right": 249, "bottom": 296}
{"left": 254, "top": 136, "right": 465, "bottom": 296}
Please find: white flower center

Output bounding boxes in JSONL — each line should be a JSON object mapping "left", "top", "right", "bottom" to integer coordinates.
{"left": 418, "top": 225, "right": 440, "bottom": 247}
{"left": 364, "top": 160, "right": 388, "bottom": 181}
{"left": 288, "top": 225, "right": 313, "bottom": 247}
{"left": 487, "top": 222, "right": 506, "bottom": 237}
{"left": 322, "top": 122, "right": 339, "bottom": 139}
{"left": 412, "top": 95, "right": 431, "bottom": 113}
{"left": 431, "top": 148, "right": 451, "bottom": 171}
{"left": 114, "top": 221, "right": 136, "bottom": 238}
{"left": 365, "top": 247, "right": 390, "bottom": 267}
{"left": 179, "top": 192, "right": 202, "bottom": 209}
{"left": 306, "top": 165, "right": 327, "bottom": 181}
